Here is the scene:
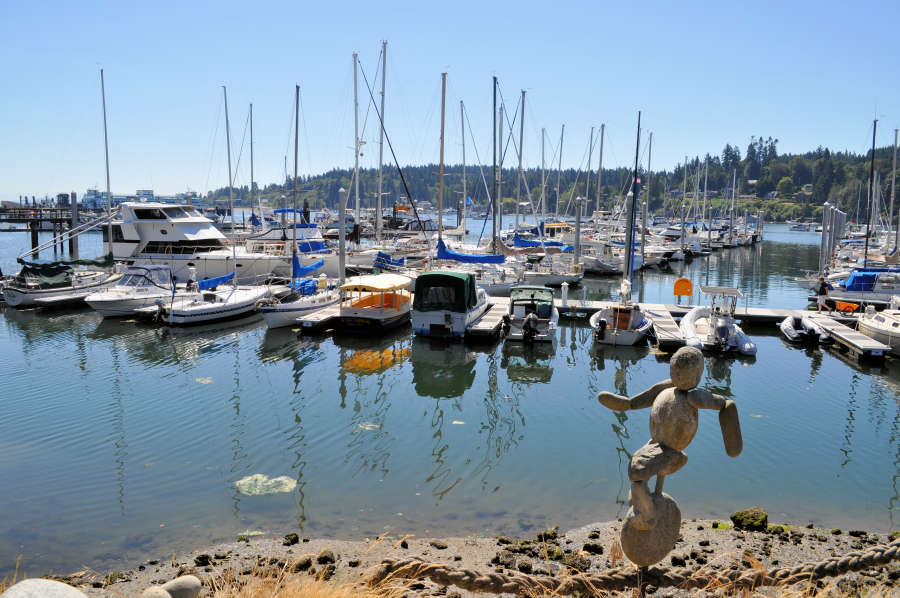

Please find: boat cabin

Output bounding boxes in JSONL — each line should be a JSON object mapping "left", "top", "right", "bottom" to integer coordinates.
{"left": 339, "top": 273, "right": 412, "bottom": 331}
{"left": 413, "top": 272, "right": 479, "bottom": 314}
{"left": 104, "top": 202, "right": 227, "bottom": 258}
{"left": 509, "top": 285, "right": 554, "bottom": 320}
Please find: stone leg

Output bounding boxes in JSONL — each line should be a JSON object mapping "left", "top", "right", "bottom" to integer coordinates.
{"left": 628, "top": 441, "right": 687, "bottom": 532}
{"left": 629, "top": 480, "right": 655, "bottom": 530}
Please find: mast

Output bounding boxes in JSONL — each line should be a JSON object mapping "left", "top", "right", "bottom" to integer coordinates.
{"left": 491, "top": 77, "right": 498, "bottom": 249}
{"left": 100, "top": 69, "right": 113, "bottom": 257}
{"left": 250, "top": 103, "right": 255, "bottom": 221}
{"left": 624, "top": 112, "right": 641, "bottom": 283}
{"left": 681, "top": 155, "right": 688, "bottom": 250}
{"left": 515, "top": 90, "right": 525, "bottom": 233}
{"left": 891, "top": 128, "right": 898, "bottom": 251}
{"left": 864, "top": 118, "right": 877, "bottom": 267}
{"left": 497, "top": 103, "right": 504, "bottom": 240}
{"left": 596, "top": 123, "right": 605, "bottom": 222}
{"left": 642, "top": 131, "right": 652, "bottom": 264}
{"left": 540, "top": 128, "right": 546, "bottom": 222}
{"left": 704, "top": 158, "right": 711, "bottom": 247}
{"left": 460, "top": 100, "right": 467, "bottom": 231}
{"left": 223, "top": 86, "right": 237, "bottom": 287}
{"left": 352, "top": 52, "right": 361, "bottom": 235}
{"left": 376, "top": 41, "right": 387, "bottom": 243}
{"left": 292, "top": 85, "right": 300, "bottom": 288}
{"left": 555, "top": 124, "right": 564, "bottom": 220}
{"left": 729, "top": 169, "right": 736, "bottom": 246}
{"left": 438, "top": 72, "right": 446, "bottom": 240}
{"left": 585, "top": 126, "right": 594, "bottom": 221}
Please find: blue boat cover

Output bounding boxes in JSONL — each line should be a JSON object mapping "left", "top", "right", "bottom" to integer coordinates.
{"left": 374, "top": 251, "right": 405, "bottom": 268}
{"left": 250, "top": 213, "right": 262, "bottom": 226}
{"left": 436, "top": 239, "right": 505, "bottom": 264}
{"left": 512, "top": 234, "right": 573, "bottom": 252}
{"left": 293, "top": 256, "right": 324, "bottom": 278}
{"left": 291, "top": 278, "right": 319, "bottom": 295}
{"left": 198, "top": 272, "right": 234, "bottom": 290}
{"left": 844, "top": 271, "right": 877, "bottom": 292}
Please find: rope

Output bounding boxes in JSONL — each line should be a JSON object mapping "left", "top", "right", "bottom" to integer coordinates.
{"left": 368, "top": 536, "right": 900, "bottom": 595}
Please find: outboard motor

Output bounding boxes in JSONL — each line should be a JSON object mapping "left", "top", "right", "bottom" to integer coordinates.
{"left": 522, "top": 312, "right": 540, "bottom": 343}
{"left": 501, "top": 314, "right": 511, "bottom": 336}
{"left": 713, "top": 320, "right": 730, "bottom": 350}
{"left": 595, "top": 318, "right": 608, "bottom": 340}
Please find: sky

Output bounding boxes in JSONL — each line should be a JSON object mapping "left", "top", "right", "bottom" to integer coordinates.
{"left": 1, "top": 0, "right": 898, "bottom": 203}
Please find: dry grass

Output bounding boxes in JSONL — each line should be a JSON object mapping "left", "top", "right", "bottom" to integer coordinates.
{"left": 210, "top": 569, "right": 406, "bottom": 598}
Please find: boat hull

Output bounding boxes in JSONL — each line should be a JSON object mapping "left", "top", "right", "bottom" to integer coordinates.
{"left": 260, "top": 293, "right": 339, "bottom": 329}
{"left": 3, "top": 273, "right": 121, "bottom": 307}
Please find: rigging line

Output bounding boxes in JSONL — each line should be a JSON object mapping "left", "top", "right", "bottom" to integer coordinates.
{"left": 357, "top": 62, "right": 430, "bottom": 249}
{"left": 298, "top": 88, "right": 313, "bottom": 187}
{"left": 232, "top": 108, "right": 251, "bottom": 184}
{"left": 203, "top": 96, "right": 223, "bottom": 194}
{"left": 561, "top": 136, "right": 593, "bottom": 217}
{"left": 462, "top": 102, "right": 498, "bottom": 246}
{"left": 283, "top": 92, "right": 296, "bottom": 182}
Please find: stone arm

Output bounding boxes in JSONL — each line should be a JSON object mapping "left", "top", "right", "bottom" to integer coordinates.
{"left": 597, "top": 379, "right": 674, "bottom": 411}
{"left": 688, "top": 390, "right": 742, "bottom": 458}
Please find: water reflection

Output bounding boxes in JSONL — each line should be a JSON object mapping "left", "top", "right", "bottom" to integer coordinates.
{"left": 590, "top": 344, "right": 649, "bottom": 395}
{"left": 502, "top": 341, "right": 555, "bottom": 383}
{"left": 410, "top": 337, "right": 477, "bottom": 398}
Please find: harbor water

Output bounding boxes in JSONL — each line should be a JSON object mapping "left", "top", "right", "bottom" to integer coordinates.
{"left": 1, "top": 225, "right": 899, "bottom": 576}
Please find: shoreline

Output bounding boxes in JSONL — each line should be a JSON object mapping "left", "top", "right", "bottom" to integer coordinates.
{"left": 30, "top": 516, "right": 900, "bottom": 597}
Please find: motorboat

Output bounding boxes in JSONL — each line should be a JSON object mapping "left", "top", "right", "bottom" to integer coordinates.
{"left": 86, "top": 264, "right": 191, "bottom": 317}
{"left": 104, "top": 202, "right": 287, "bottom": 283}
{"left": 857, "top": 297, "right": 900, "bottom": 355}
{"left": 778, "top": 314, "right": 833, "bottom": 345}
{"left": 589, "top": 280, "right": 652, "bottom": 346}
{"left": 3, "top": 258, "right": 122, "bottom": 308}
{"left": 503, "top": 285, "right": 558, "bottom": 343}
{"left": 335, "top": 273, "right": 412, "bottom": 333}
{"left": 411, "top": 271, "right": 489, "bottom": 339}
{"left": 135, "top": 272, "right": 272, "bottom": 326}
{"left": 680, "top": 286, "right": 757, "bottom": 355}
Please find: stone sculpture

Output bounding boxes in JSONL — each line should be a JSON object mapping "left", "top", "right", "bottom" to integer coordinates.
{"left": 597, "top": 346, "right": 742, "bottom": 567}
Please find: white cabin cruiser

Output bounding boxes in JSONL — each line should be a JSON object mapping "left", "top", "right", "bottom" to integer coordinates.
{"left": 105, "top": 202, "right": 286, "bottom": 284}
{"left": 857, "top": 297, "right": 900, "bottom": 355}
{"left": 411, "top": 271, "right": 489, "bottom": 339}
{"left": 86, "top": 264, "right": 194, "bottom": 317}
{"left": 680, "top": 286, "right": 757, "bottom": 355}
{"left": 503, "top": 285, "right": 558, "bottom": 343}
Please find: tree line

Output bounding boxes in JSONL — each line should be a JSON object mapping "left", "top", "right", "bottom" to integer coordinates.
{"left": 206, "top": 136, "right": 899, "bottom": 223}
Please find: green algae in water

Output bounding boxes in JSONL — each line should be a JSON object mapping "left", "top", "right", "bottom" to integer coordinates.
{"left": 235, "top": 474, "right": 296, "bottom": 495}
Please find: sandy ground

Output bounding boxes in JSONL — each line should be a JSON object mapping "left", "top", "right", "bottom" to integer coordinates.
{"left": 41, "top": 518, "right": 900, "bottom": 597}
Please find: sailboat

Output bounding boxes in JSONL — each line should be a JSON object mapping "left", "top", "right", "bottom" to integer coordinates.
{"left": 136, "top": 87, "right": 272, "bottom": 325}
{"left": 591, "top": 113, "right": 652, "bottom": 346}
{"left": 259, "top": 87, "right": 340, "bottom": 329}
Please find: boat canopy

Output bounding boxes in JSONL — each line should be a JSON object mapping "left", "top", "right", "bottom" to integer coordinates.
{"left": 198, "top": 271, "right": 234, "bottom": 291}
{"left": 17, "top": 252, "right": 113, "bottom": 268}
{"left": 413, "top": 271, "right": 477, "bottom": 313}
{"left": 436, "top": 239, "right": 504, "bottom": 264}
{"left": 13, "top": 262, "right": 74, "bottom": 288}
{"left": 512, "top": 234, "right": 573, "bottom": 252}
{"left": 120, "top": 265, "right": 173, "bottom": 289}
{"left": 844, "top": 271, "right": 878, "bottom": 292}
{"left": 341, "top": 273, "right": 411, "bottom": 293}
{"left": 699, "top": 286, "right": 743, "bottom": 297}
{"left": 510, "top": 285, "right": 554, "bottom": 303}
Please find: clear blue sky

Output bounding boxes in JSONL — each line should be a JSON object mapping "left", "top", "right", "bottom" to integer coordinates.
{"left": 1, "top": 0, "right": 898, "bottom": 202}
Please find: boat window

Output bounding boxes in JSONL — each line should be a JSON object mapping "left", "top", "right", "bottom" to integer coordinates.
{"left": 134, "top": 208, "right": 167, "bottom": 220}
{"left": 163, "top": 207, "right": 187, "bottom": 218}
{"left": 102, "top": 224, "right": 128, "bottom": 243}
{"left": 183, "top": 207, "right": 203, "bottom": 217}
{"left": 420, "top": 287, "right": 456, "bottom": 311}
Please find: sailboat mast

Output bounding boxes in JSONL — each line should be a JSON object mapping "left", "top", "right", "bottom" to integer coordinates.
{"left": 864, "top": 119, "right": 877, "bottom": 267}
{"left": 376, "top": 41, "right": 387, "bottom": 243}
{"left": 556, "top": 124, "right": 564, "bottom": 220}
{"left": 438, "top": 72, "right": 446, "bottom": 240}
{"left": 250, "top": 103, "right": 255, "bottom": 220}
{"left": 704, "top": 159, "right": 711, "bottom": 247}
{"left": 585, "top": 127, "right": 594, "bottom": 220}
{"left": 292, "top": 85, "right": 300, "bottom": 287}
{"left": 491, "top": 77, "right": 498, "bottom": 249}
{"left": 596, "top": 123, "right": 605, "bottom": 223}
{"left": 515, "top": 90, "right": 525, "bottom": 233}
{"left": 353, "top": 52, "right": 361, "bottom": 233}
{"left": 625, "top": 112, "right": 641, "bottom": 283}
{"left": 642, "top": 132, "right": 652, "bottom": 265}
{"left": 100, "top": 69, "right": 113, "bottom": 256}
{"left": 891, "top": 128, "right": 898, "bottom": 251}
{"left": 460, "top": 100, "right": 466, "bottom": 231}
{"left": 497, "top": 103, "right": 504, "bottom": 239}
{"left": 223, "top": 86, "right": 237, "bottom": 286}
{"left": 540, "top": 128, "right": 546, "bottom": 222}
{"left": 729, "top": 169, "right": 736, "bottom": 245}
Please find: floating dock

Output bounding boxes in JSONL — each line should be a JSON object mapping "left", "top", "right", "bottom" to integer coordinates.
{"left": 465, "top": 302, "right": 506, "bottom": 340}
{"left": 805, "top": 313, "right": 890, "bottom": 361}
{"left": 641, "top": 305, "right": 686, "bottom": 351}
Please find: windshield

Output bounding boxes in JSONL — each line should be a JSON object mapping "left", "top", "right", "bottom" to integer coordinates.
{"left": 510, "top": 288, "right": 552, "bottom": 303}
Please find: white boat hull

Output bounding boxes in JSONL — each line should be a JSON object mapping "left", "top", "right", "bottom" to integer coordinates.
{"left": 3, "top": 272, "right": 121, "bottom": 307}
{"left": 260, "top": 292, "right": 340, "bottom": 329}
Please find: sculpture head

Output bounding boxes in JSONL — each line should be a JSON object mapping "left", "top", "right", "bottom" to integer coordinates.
{"left": 670, "top": 346, "right": 704, "bottom": 390}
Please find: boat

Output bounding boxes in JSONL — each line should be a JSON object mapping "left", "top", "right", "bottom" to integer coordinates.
{"left": 857, "top": 297, "right": 900, "bottom": 355}
{"left": 3, "top": 258, "right": 122, "bottom": 308}
{"left": 411, "top": 271, "right": 489, "bottom": 339}
{"left": 259, "top": 265, "right": 339, "bottom": 329}
{"left": 85, "top": 264, "right": 189, "bottom": 317}
{"left": 778, "top": 314, "right": 833, "bottom": 345}
{"left": 336, "top": 273, "right": 412, "bottom": 333}
{"left": 503, "top": 285, "right": 558, "bottom": 343}
{"left": 680, "top": 286, "right": 757, "bottom": 355}
{"left": 589, "top": 279, "right": 652, "bottom": 346}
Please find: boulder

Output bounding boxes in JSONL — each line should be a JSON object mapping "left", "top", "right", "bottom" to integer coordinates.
{"left": 140, "top": 589, "right": 171, "bottom": 598}
{"left": 1, "top": 579, "right": 89, "bottom": 598}
{"left": 730, "top": 507, "right": 768, "bottom": 531}
{"left": 160, "top": 575, "right": 202, "bottom": 598}
{"left": 316, "top": 549, "right": 336, "bottom": 564}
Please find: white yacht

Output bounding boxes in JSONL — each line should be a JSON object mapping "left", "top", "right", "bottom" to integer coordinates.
{"left": 857, "top": 297, "right": 900, "bottom": 355}
{"left": 411, "top": 271, "right": 489, "bottom": 339}
{"left": 86, "top": 264, "right": 194, "bottom": 317}
{"left": 135, "top": 272, "right": 272, "bottom": 326}
{"left": 105, "top": 202, "right": 287, "bottom": 284}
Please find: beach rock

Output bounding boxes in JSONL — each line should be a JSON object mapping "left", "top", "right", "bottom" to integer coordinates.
{"left": 160, "top": 575, "right": 202, "bottom": 598}
{"left": 316, "top": 549, "right": 336, "bottom": 564}
{"left": 582, "top": 542, "right": 604, "bottom": 555}
{"left": 1, "top": 579, "right": 89, "bottom": 598}
{"left": 496, "top": 536, "right": 513, "bottom": 545}
{"left": 561, "top": 553, "right": 590, "bottom": 572}
{"left": 671, "top": 554, "right": 686, "bottom": 567}
{"left": 193, "top": 554, "right": 211, "bottom": 567}
{"left": 535, "top": 527, "right": 559, "bottom": 542}
{"left": 320, "top": 564, "right": 336, "bottom": 580}
{"left": 730, "top": 507, "right": 767, "bottom": 531}
{"left": 699, "top": 540, "right": 710, "bottom": 547}
{"left": 400, "top": 540, "right": 408, "bottom": 549}
{"left": 831, "top": 528, "right": 842, "bottom": 535}
{"left": 621, "top": 493, "right": 681, "bottom": 567}
{"left": 348, "top": 560, "right": 360, "bottom": 568}
{"left": 283, "top": 533, "right": 299, "bottom": 546}
{"left": 140, "top": 589, "right": 170, "bottom": 598}
{"left": 290, "top": 556, "right": 313, "bottom": 572}
{"left": 849, "top": 530, "right": 867, "bottom": 538}
{"left": 429, "top": 540, "right": 448, "bottom": 550}
{"left": 516, "top": 560, "right": 532, "bottom": 574}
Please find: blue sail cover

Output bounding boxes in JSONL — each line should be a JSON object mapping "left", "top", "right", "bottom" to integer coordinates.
{"left": 250, "top": 213, "right": 262, "bottom": 226}
{"left": 291, "top": 278, "right": 319, "bottom": 295}
{"left": 512, "top": 234, "right": 573, "bottom": 252}
{"left": 198, "top": 272, "right": 235, "bottom": 290}
{"left": 436, "top": 239, "right": 505, "bottom": 264}
{"left": 374, "top": 251, "right": 405, "bottom": 268}
{"left": 293, "top": 256, "right": 324, "bottom": 278}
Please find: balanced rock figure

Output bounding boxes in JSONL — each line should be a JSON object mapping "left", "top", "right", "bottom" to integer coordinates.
{"left": 598, "top": 346, "right": 742, "bottom": 567}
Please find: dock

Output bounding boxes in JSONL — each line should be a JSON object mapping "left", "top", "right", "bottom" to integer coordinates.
{"left": 641, "top": 305, "right": 686, "bottom": 351}
{"left": 297, "top": 303, "right": 342, "bottom": 332}
{"left": 805, "top": 313, "right": 890, "bottom": 361}
{"left": 465, "top": 302, "right": 506, "bottom": 340}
